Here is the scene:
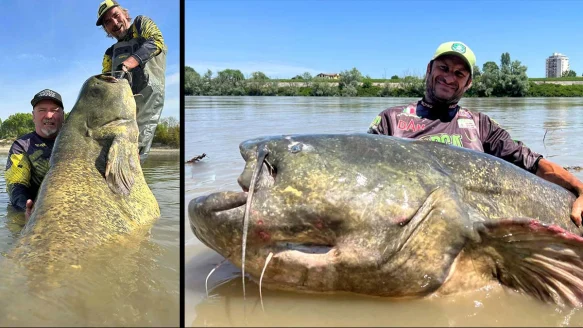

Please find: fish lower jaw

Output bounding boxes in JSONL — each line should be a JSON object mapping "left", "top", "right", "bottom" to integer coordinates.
{"left": 237, "top": 245, "right": 340, "bottom": 292}
{"left": 236, "top": 243, "right": 338, "bottom": 276}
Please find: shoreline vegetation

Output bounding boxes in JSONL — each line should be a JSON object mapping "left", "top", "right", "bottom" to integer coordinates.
{"left": 186, "top": 52, "right": 583, "bottom": 98}
{"left": 0, "top": 116, "right": 180, "bottom": 150}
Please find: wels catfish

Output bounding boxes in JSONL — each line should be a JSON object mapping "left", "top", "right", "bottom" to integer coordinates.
{"left": 189, "top": 133, "right": 583, "bottom": 307}
{"left": 10, "top": 73, "right": 160, "bottom": 272}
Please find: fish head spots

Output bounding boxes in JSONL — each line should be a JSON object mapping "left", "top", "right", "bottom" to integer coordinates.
{"left": 256, "top": 229, "right": 271, "bottom": 242}
{"left": 71, "top": 75, "right": 136, "bottom": 129}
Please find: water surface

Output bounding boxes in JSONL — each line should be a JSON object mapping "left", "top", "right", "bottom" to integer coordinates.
{"left": 0, "top": 151, "right": 180, "bottom": 327}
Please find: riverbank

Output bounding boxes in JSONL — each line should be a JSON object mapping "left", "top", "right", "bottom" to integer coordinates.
{"left": 186, "top": 81, "right": 583, "bottom": 97}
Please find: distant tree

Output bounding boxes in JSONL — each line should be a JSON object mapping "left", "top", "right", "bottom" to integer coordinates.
{"left": 390, "top": 75, "right": 399, "bottom": 80}
{"left": 397, "top": 76, "right": 424, "bottom": 97}
{"left": 362, "top": 75, "right": 373, "bottom": 88}
{"left": 247, "top": 71, "right": 270, "bottom": 95}
{"left": 0, "top": 113, "right": 34, "bottom": 139}
{"left": 474, "top": 61, "right": 500, "bottom": 97}
{"left": 250, "top": 71, "right": 269, "bottom": 80}
{"left": 562, "top": 70, "right": 577, "bottom": 77}
{"left": 500, "top": 52, "right": 511, "bottom": 69}
{"left": 483, "top": 61, "right": 500, "bottom": 72}
{"left": 153, "top": 117, "right": 180, "bottom": 148}
{"left": 184, "top": 66, "right": 201, "bottom": 95}
{"left": 216, "top": 69, "right": 245, "bottom": 83}
{"left": 472, "top": 54, "right": 529, "bottom": 97}
{"left": 302, "top": 72, "right": 313, "bottom": 80}
{"left": 472, "top": 65, "right": 482, "bottom": 78}
{"left": 339, "top": 67, "right": 363, "bottom": 95}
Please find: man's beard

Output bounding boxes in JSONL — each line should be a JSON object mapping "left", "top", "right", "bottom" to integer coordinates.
{"left": 115, "top": 28, "right": 130, "bottom": 40}
{"left": 110, "top": 22, "right": 130, "bottom": 40}
{"left": 40, "top": 126, "right": 59, "bottom": 138}
{"left": 424, "top": 77, "right": 464, "bottom": 107}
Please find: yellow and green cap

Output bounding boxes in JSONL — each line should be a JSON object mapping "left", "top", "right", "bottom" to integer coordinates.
{"left": 96, "top": 0, "right": 120, "bottom": 26}
{"left": 432, "top": 41, "right": 476, "bottom": 76}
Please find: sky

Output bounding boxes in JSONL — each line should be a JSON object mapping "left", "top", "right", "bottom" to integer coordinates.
{"left": 0, "top": 0, "right": 180, "bottom": 122}
{"left": 186, "top": 0, "right": 583, "bottom": 80}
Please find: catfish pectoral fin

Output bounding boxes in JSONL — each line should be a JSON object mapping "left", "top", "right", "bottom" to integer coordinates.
{"left": 105, "top": 136, "right": 136, "bottom": 195}
{"left": 475, "top": 218, "right": 583, "bottom": 308}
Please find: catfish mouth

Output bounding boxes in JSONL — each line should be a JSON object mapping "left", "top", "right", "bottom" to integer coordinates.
{"left": 96, "top": 71, "right": 132, "bottom": 88}
{"left": 189, "top": 189, "right": 337, "bottom": 276}
{"left": 189, "top": 140, "right": 339, "bottom": 282}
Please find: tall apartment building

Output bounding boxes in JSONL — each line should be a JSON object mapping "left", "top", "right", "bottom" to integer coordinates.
{"left": 546, "top": 53, "right": 569, "bottom": 78}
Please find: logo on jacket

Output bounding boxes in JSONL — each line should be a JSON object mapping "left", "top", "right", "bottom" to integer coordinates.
{"left": 397, "top": 119, "right": 425, "bottom": 132}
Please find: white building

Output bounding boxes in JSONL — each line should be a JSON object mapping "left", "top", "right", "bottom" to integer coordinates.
{"left": 546, "top": 53, "right": 569, "bottom": 78}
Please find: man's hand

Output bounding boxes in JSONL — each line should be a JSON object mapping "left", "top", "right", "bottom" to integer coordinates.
{"left": 121, "top": 56, "right": 140, "bottom": 71}
{"left": 25, "top": 199, "right": 34, "bottom": 223}
{"left": 536, "top": 158, "right": 583, "bottom": 230}
{"left": 571, "top": 195, "right": 583, "bottom": 227}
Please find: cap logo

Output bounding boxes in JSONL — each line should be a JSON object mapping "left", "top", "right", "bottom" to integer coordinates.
{"left": 37, "top": 89, "right": 57, "bottom": 98}
{"left": 98, "top": 3, "right": 107, "bottom": 16}
{"left": 451, "top": 43, "right": 466, "bottom": 54}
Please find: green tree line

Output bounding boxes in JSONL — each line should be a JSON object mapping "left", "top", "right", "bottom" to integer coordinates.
{"left": 0, "top": 113, "right": 179, "bottom": 149}
{"left": 186, "top": 52, "right": 583, "bottom": 97}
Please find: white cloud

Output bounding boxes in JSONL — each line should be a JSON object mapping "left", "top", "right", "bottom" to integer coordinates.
{"left": 17, "top": 53, "right": 58, "bottom": 62}
{"left": 166, "top": 72, "right": 180, "bottom": 86}
{"left": 187, "top": 60, "right": 320, "bottom": 79}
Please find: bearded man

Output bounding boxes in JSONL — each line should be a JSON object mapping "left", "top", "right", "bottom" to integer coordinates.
{"left": 5, "top": 89, "right": 65, "bottom": 220}
{"left": 96, "top": 0, "right": 167, "bottom": 163}
{"left": 367, "top": 41, "right": 583, "bottom": 229}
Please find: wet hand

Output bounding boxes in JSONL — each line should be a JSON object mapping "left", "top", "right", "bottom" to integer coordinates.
{"left": 570, "top": 195, "right": 583, "bottom": 229}
{"left": 25, "top": 199, "right": 34, "bottom": 223}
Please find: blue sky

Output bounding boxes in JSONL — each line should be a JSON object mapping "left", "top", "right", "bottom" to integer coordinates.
{"left": 0, "top": 0, "right": 179, "bottom": 122}
{"left": 186, "top": 0, "right": 583, "bottom": 79}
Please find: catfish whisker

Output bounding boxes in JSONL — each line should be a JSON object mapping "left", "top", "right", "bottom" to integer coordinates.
{"left": 205, "top": 258, "right": 227, "bottom": 298}
{"left": 242, "top": 144, "right": 269, "bottom": 301}
{"left": 259, "top": 252, "right": 274, "bottom": 312}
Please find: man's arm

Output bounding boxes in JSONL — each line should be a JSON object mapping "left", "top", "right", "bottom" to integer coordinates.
{"left": 536, "top": 158, "right": 583, "bottom": 227}
{"left": 5, "top": 144, "right": 33, "bottom": 211}
{"left": 480, "top": 113, "right": 583, "bottom": 227}
{"left": 367, "top": 113, "right": 392, "bottom": 135}
{"left": 124, "top": 15, "right": 166, "bottom": 70}
{"left": 102, "top": 47, "right": 113, "bottom": 73}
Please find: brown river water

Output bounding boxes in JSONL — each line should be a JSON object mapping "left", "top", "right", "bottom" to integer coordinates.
{"left": 0, "top": 151, "right": 180, "bottom": 327}
{"left": 185, "top": 96, "right": 583, "bottom": 327}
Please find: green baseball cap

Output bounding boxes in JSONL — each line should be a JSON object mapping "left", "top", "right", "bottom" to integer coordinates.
{"left": 432, "top": 41, "right": 476, "bottom": 76}
{"left": 96, "top": 0, "right": 120, "bottom": 26}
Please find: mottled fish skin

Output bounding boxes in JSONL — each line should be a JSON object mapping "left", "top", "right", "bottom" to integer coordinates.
{"left": 10, "top": 74, "right": 160, "bottom": 273}
{"left": 189, "top": 133, "right": 583, "bottom": 305}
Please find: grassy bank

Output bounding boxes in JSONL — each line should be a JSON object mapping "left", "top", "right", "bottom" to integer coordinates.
{"left": 274, "top": 77, "right": 583, "bottom": 83}
{"left": 187, "top": 82, "right": 583, "bottom": 98}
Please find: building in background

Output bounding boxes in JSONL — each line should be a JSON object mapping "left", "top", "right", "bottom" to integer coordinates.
{"left": 316, "top": 73, "right": 340, "bottom": 79}
{"left": 546, "top": 53, "right": 569, "bottom": 78}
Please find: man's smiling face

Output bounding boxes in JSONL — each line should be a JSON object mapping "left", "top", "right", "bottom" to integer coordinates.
{"left": 102, "top": 7, "right": 131, "bottom": 40}
{"left": 33, "top": 100, "right": 64, "bottom": 139}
